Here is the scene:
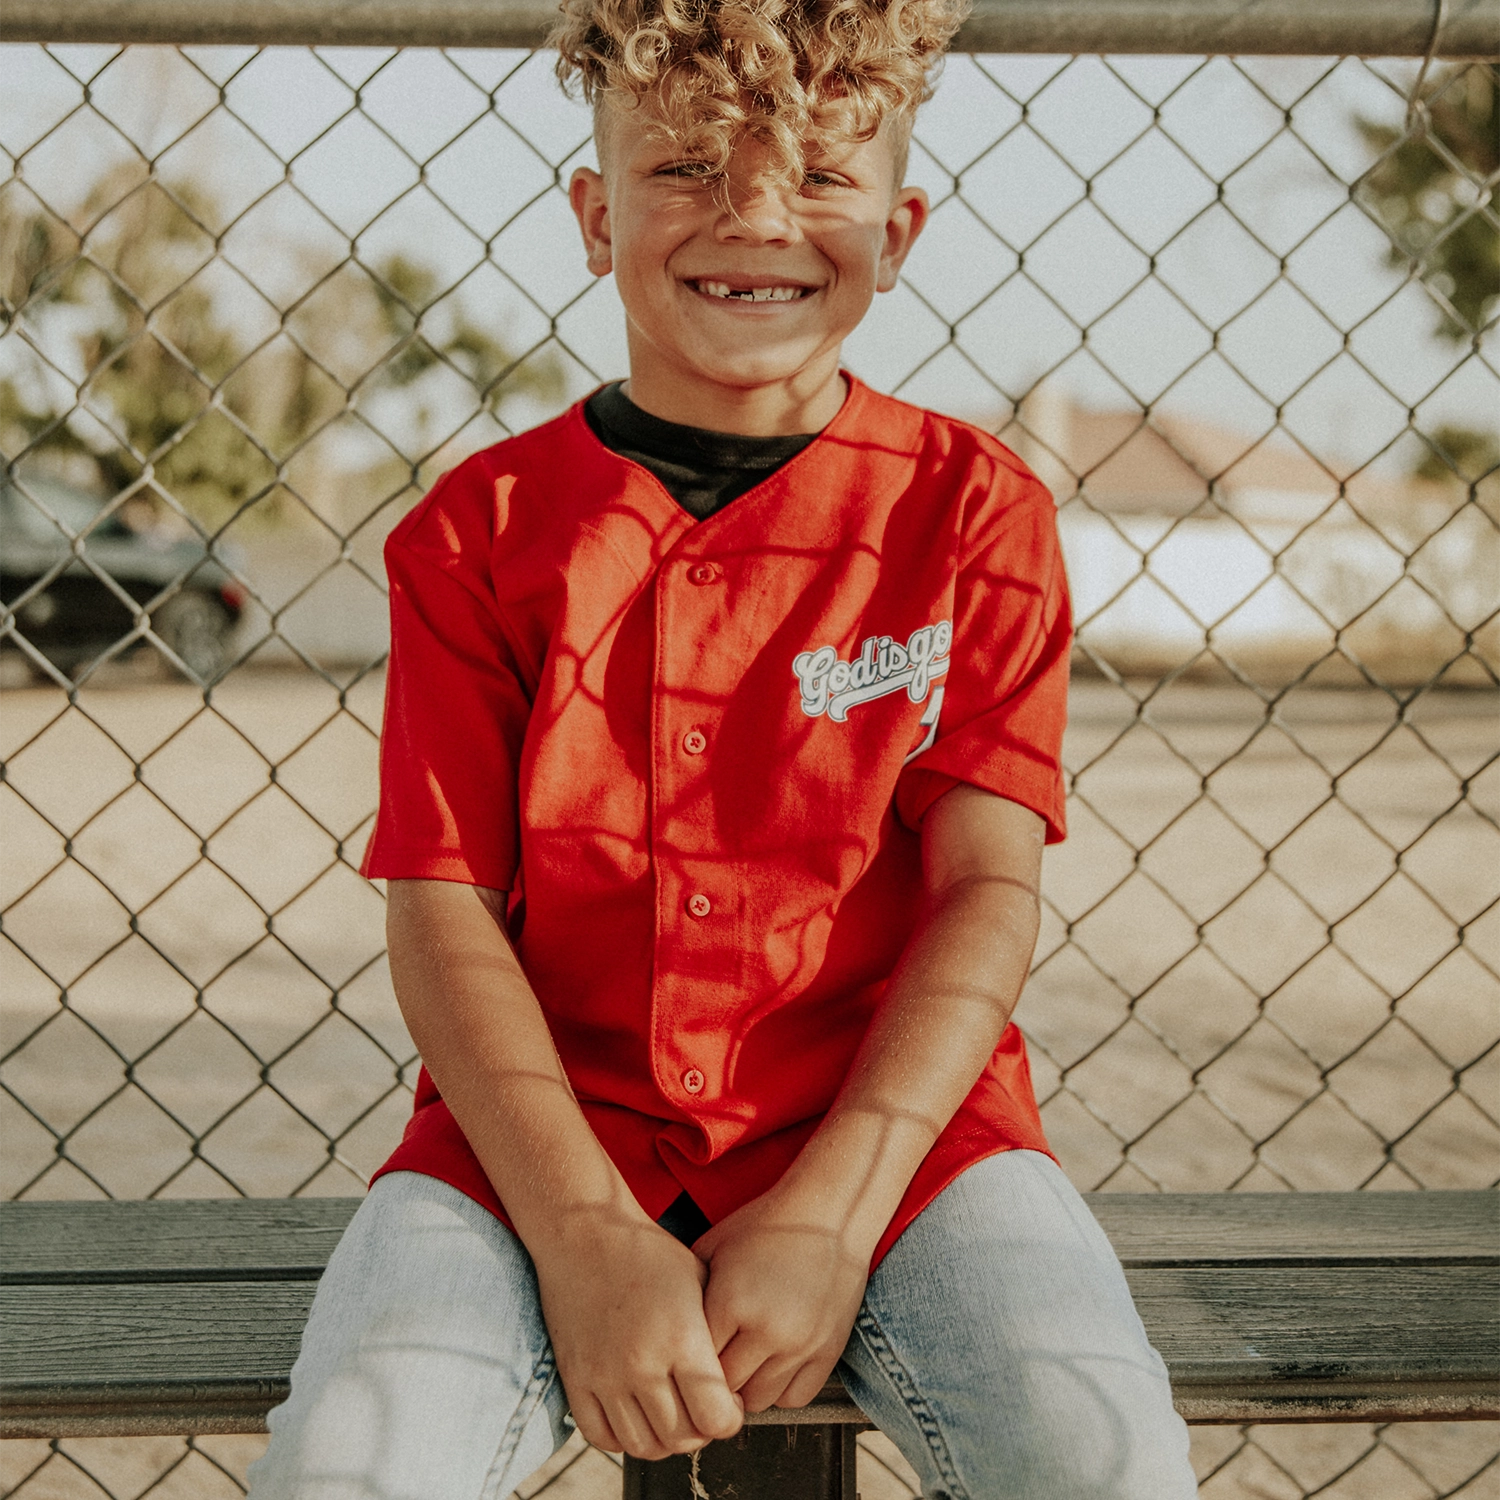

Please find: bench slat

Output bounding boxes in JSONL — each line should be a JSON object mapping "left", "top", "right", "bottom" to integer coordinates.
{"left": 1090, "top": 1190, "right": 1497, "bottom": 1265}
{"left": 3, "top": 1194, "right": 1495, "bottom": 1436}
{"left": 4, "top": 1193, "right": 1494, "bottom": 1283}
{"left": 1136, "top": 1263, "right": 1499, "bottom": 1422}
{"left": 0, "top": 1281, "right": 314, "bottom": 1438}
{"left": 3, "top": 1261, "right": 1494, "bottom": 1437}
{"left": 0, "top": 1199, "right": 358, "bottom": 1284}
{"left": 9, "top": 1264, "right": 1493, "bottom": 1388}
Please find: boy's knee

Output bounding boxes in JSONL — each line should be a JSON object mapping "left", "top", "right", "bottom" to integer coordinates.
{"left": 847, "top": 1340, "right": 1193, "bottom": 1500}
{"left": 954, "top": 1359, "right": 1195, "bottom": 1500}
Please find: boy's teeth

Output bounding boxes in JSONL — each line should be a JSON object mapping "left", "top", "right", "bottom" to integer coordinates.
{"left": 697, "top": 281, "right": 803, "bottom": 302}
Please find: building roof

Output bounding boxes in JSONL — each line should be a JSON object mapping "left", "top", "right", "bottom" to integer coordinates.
{"left": 999, "top": 390, "right": 1430, "bottom": 520}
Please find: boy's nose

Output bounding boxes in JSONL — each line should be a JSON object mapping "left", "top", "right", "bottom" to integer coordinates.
{"left": 717, "top": 183, "right": 800, "bottom": 244}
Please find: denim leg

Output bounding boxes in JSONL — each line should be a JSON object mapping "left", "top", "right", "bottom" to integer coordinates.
{"left": 838, "top": 1150, "right": 1197, "bottom": 1500}
{"left": 247, "top": 1171, "right": 572, "bottom": 1500}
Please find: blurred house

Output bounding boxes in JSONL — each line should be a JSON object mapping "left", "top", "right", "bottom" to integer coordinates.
{"left": 222, "top": 389, "right": 1484, "bottom": 682}
{"left": 1003, "top": 388, "right": 1483, "bottom": 686}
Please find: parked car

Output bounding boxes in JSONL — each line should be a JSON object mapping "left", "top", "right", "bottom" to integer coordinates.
{"left": 1, "top": 476, "right": 245, "bottom": 680}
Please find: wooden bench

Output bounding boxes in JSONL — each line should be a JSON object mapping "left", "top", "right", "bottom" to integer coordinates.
{"left": 3, "top": 1193, "right": 1495, "bottom": 1499}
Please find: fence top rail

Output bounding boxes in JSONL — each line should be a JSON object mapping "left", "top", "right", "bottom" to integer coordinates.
{"left": 2, "top": 0, "right": 1496, "bottom": 56}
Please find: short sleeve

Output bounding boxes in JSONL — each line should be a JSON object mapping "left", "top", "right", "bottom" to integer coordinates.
{"left": 896, "top": 471, "right": 1071, "bottom": 843}
{"left": 360, "top": 471, "right": 533, "bottom": 889}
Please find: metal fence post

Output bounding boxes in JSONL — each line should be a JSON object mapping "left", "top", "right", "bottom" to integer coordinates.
{"left": 623, "top": 1425, "right": 858, "bottom": 1500}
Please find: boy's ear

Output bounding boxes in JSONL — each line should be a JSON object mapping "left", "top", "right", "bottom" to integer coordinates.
{"left": 876, "top": 186, "right": 928, "bottom": 295}
{"left": 569, "top": 167, "right": 614, "bottom": 278}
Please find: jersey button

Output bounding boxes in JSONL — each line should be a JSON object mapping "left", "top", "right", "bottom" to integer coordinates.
{"left": 682, "top": 1068, "right": 705, "bottom": 1095}
{"left": 688, "top": 562, "right": 720, "bottom": 585}
{"left": 686, "top": 892, "right": 712, "bottom": 918}
{"left": 682, "top": 729, "right": 707, "bottom": 755}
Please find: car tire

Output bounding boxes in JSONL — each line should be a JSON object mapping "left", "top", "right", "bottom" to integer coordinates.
{"left": 153, "top": 591, "right": 234, "bottom": 681}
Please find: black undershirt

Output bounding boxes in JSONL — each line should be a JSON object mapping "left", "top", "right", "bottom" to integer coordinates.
{"left": 656, "top": 1191, "right": 712, "bottom": 1247}
{"left": 585, "top": 382, "right": 817, "bottom": 520}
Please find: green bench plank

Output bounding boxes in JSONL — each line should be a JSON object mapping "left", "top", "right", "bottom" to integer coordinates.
{"left": 1138, "top": 1263, "right": 1499, "bottom": 1422}
{"left": 2, "top": 1194, "right": 1496, "bottom": 1436}
{"left": 0, "top": 1281, "right": 316, "bottom": 1438}
{"left": 1089, "top": 1190, "right": 1498, "bottom": 1266}
{"left": 0, "top": 1198, "right": 359, "bottom": 1284}
{"left": 2, "top": 1268, "right": 1494, "bottom": 1436}
{"left": 4, "top": 1193, "right": 1494, "bottom": 1283}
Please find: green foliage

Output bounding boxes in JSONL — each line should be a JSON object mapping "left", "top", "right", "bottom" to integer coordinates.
{"left": 1415, "top": 423, "right": 1500, "bottom": 485}
{"left": 1357, "top": 66, "right": 1499, "bottom": 490}
{"left": 1, "top": 171, "right": 564, "bottom": 531}
{"left": 1356, "top": 64, "right": 1499, "bottom": 343}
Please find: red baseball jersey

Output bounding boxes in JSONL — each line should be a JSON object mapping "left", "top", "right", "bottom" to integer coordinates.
{"left": 363, "top": 376, "right": 1071, "bottom": 1268}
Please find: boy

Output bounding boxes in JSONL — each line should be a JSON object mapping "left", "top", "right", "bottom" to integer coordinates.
{"left": 249, "top": 0, "right": 1196, "bottom": 1493}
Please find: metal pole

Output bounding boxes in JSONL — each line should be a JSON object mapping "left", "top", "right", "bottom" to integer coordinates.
{"left": 623, "top": 1425, "right": 858, "bottom": 1500}
{"left": 1, "top": 0, "right": 1495, "bottom": 54}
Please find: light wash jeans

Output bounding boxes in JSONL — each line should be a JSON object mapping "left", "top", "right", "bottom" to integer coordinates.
{"left": 247, "top": 1151, "right": 1196, "bottom": 1499}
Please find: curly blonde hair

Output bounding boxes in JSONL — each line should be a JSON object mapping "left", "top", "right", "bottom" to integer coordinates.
{"left": 552, "top": 0, "right": 969, "bottom": 184}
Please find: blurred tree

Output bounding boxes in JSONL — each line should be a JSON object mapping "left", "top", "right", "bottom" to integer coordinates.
{"left": 1357, "top": 64, "right": 1498, "bottom": 491}
{"left": 1357, "top": 63, "right": 1498, "bottom": 344}
{"left": 0, "top": 168, "right": 563, "bottom": 531}
{"left": 1413, "top": 423, "right": 1500, "bottom": 485}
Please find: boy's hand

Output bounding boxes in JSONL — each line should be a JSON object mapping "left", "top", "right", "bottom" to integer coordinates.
{"left": 693, "top": 1188, "right": 869, "bottom": 1413}
{"left": 694, "top": 789, "right": 1045, "bottom": 1413}
{"left": 531, "top": 1207, "right": 745, "bottom": 1459}
{"left": 386, "top": 881, "right": 740, "bottom": 1460}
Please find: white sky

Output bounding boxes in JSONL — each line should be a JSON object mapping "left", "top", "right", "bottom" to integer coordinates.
{"left": 1, "top": 42, "right": 1494, "bottom": 479}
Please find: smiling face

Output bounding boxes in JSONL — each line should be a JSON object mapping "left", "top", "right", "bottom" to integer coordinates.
{"left": 568, "top": 99, "right": 928, "bottom": 435}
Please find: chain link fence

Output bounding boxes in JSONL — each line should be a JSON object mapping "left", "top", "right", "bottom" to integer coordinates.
{"left": 1, "top": 17, "right": 1496, "bottom": 1499}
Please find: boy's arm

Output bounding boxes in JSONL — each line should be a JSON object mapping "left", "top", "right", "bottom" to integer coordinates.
{"left": 384, "top": 879, "right": 743, "bottom": 1457}
{"left": 693, "top": 784, "right": 1044, "bottom": 1412}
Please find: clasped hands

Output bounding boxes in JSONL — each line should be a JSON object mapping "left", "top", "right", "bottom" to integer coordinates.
{"left": 535, "top": 1187, "right": 870, "bottom": 1461}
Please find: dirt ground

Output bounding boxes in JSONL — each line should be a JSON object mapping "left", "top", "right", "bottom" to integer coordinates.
{"left": 2, "top": 667, "right": 1494, "bottom": 1201}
